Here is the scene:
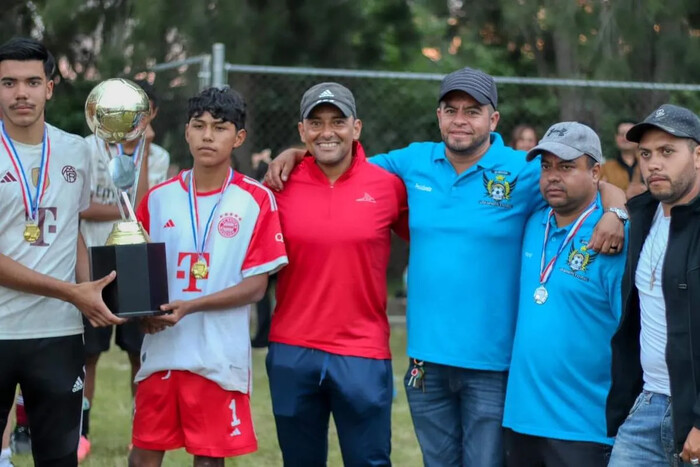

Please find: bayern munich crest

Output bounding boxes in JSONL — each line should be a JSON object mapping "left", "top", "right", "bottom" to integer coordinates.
{"left": 62, "top": 165, "right": 77, "bottom": 183}
{"left": 217, "top": 212, "right": 241, "bottom": 238}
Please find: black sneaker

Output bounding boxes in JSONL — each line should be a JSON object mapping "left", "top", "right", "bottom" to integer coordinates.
{"left": 10, "top": 425, "right": 31, "bottom": 455}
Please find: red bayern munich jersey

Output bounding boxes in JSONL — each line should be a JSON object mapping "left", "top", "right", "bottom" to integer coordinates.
{"left": 135, "top": 170, "right": 288, "bottom": 392}
{"left": 269, "top": 142, "right": 408, "bottom": 359}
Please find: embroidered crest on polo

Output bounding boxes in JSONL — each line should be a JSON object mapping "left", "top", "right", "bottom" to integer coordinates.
{"left": 318, "top": 89, "right": 335, "bottom": 98}
{"left": 560, "top": 241, "right": 597, "bottom": 282}
{"left": 480, "top": 171, "right": 517, "bottom": 208}
{"left": 567, "top": 244, "right": 596, "bottom": 272}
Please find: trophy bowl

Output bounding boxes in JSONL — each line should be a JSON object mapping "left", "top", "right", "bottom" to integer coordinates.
{"left": 85, "top": 78, "right": 150, "bottom": 144}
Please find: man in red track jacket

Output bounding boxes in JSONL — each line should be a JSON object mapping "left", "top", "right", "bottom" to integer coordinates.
{"left": 267, "top": 82, "right": 408, "bottom": 466}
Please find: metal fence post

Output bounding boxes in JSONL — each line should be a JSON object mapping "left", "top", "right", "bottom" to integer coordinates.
{"left": 212, "top": 43, "right": 226, "bottom": 88}
{"left": 198, "top": 54, "right": 212, "bottom": 91}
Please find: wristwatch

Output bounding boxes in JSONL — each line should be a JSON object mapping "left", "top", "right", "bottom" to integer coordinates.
{"left": 605, "top": 207, "right": 629, "bottom": 225}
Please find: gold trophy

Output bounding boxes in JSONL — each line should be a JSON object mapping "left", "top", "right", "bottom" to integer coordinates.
{"left": 85, "top": 78, "right": 150, "bottom": 244}
{"left": 85, "top": 78, "right": 169, "bottom": 317}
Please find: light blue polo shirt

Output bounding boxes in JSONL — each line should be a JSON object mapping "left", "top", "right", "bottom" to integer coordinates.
{"left": 502, "top": 194, "right": 625, "bottom": 444}
{"left": 371, "top": 133, "right": 544, "bottom": 370}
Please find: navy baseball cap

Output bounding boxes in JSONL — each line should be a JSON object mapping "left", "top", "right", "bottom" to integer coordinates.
{"left": 626, "top": 104, "right": 700, "bottom": 143}
{"left": 438, "top": 67, "right": 498, "bottom": 109}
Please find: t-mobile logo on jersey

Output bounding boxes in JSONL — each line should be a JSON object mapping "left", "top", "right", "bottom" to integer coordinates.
{"left": 176, "top": 252, "right": 211, "bottom": 292}
{"left": 30, "top": 207, "right": 58, "bottom": 247}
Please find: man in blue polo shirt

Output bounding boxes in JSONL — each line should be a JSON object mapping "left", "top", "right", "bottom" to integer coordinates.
{"left": 265, "top": 67, "right": 627, "bottom": 466}
{"left": 503, "top": 122, "right": 626, "bottom": 467}
{"left": 367, "top": 69, "right": 625, "bottom": 467}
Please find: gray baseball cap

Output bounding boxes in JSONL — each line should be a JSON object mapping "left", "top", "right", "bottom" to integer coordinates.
{"left": 300, "top": 82, "right": 357, "bottom": 121}
{"left": 626, "top": 104, "right": 700, "bottom": 143}
{"left": 526, "top": 122, "right": 603, "bottom": 164}
{"left": 438, "top": 67, "right": 498, "bottom": 109}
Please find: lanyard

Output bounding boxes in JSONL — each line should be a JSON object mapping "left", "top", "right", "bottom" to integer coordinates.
{"left": 1, "top": 122, "right": 50, "bottom": 221}
{"left": 539, "top": 201, "right": 598, "bottom": 285}
{"left": 116, "top": 139, "right": 142, "bottom": 167}
{"left": 187, "top": 168, "right": 233, "bottom": 259}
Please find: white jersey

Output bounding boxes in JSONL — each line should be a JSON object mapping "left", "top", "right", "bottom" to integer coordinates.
{"left": 147, "top": 143, "right": 170, "bottom": 187}
{"left": 135, "top": 170, "right": 288, "bottom": 392}
{"left": 0, "top": 124, "right": 92, "bottom": 339}
{"left": 80, "top": 135, "right": 171, "bottom": 247}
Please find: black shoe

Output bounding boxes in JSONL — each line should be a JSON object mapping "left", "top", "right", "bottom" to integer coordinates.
{"left": 10, "top": 425, "right": 31, "bottom": 455}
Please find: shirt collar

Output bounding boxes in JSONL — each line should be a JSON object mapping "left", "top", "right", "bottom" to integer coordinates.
{"left": 303, "top": 140, "right": 366, "bottom": 184}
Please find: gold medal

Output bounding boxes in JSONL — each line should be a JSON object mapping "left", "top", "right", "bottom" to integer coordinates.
{"left": 191, "top": 260, "right": 208, "bottom": 279}
{"left": 23, "top": 222, "right": 41, "bottom": 243}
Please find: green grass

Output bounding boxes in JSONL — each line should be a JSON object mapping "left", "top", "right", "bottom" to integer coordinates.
{"left": 13, "top": 327, "right": 421, "bottom": 466}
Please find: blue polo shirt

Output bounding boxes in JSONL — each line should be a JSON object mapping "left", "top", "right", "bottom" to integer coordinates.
{"left": 371, "top": 133, "right": 544, "bottom": 369}
{"left": 502, "top": 194, "right": 625, "bottom": 444}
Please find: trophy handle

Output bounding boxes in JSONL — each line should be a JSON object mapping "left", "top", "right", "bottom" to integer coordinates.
{"left": 92, "top": 136, "right": 127, "bottom": 221}
{"left": 129, "top": 133, "right": 148, "bottom": 210}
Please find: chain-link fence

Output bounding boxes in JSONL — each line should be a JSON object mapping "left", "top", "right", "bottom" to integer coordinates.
{"left": 222, "top": 64, "right": 700, "bottom": 175}
{"left": 144, "top": 57, "right": 699, "bottom": 293}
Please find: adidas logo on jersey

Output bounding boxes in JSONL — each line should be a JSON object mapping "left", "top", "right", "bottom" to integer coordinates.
{"left": 318, "top": 89, "right": 334, "bottom": 98}
{"left": 72, "top": 376, "right": 84, "bottom": 393}
{"left": 0, "top": 171, "right": 17, "bottom": 183}
{"left": 356, "top": 192, "right": 376, "bottom": 203}
{"left": 163, "top": 219, "right": 175, "bottom": 228}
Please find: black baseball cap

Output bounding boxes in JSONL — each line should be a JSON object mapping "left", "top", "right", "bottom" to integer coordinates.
{"left": 300, "top": 82, "right": 357, "bottom": 121}
{"left": 626, "top": 104, "right": 700, "bottom": 143}
{"left": 438, "top": 67, "right": 498, "bottom": 109}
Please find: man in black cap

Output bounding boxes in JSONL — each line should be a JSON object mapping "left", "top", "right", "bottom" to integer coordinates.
{"left": 607, "top": 104, "right": 700, "bottom": 467}
{"left": 266, "top": 68, "right": 627, "bottom": 466}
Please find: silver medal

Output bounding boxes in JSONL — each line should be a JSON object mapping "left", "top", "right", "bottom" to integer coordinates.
{"left": 534, "top": 285, "right": 548, "bottom": 305}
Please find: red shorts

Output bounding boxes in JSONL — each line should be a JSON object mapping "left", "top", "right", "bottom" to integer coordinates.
{"left": 132, "top": 370, "right": 257, "bottom": 457}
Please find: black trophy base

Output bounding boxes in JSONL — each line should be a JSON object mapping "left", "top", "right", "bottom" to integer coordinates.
{"left": 89, "top": 243, "right": 169, "bottom": 317}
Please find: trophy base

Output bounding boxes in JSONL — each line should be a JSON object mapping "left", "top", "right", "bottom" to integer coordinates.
{"left": 89, "top": 243, "right": 169, "bottom": 317}
{"left": 116, "top": 310, "right": 171, "bottom": 318}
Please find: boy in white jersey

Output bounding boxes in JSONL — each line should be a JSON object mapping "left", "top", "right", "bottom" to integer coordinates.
{"left": 79, "top": 79, "right": 170, "bottom": 460}
{"left": 129, "top": 87, "right": 288, "bottom": 466}
{"left": 0, "top": 37, "right": 122, "bottom": 466}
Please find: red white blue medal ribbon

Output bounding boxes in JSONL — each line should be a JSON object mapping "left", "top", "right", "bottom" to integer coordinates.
{"left": 539, "top": 201, "right": 598, "bottom": 285}
{"left": 0, "top": 122, "right": 50, "bottom": 222}
{"left": 187, "top": 168, "right": 233, "bottom": 262}
{"left": 117, "top": 140, "right": 142, "bottom": 167}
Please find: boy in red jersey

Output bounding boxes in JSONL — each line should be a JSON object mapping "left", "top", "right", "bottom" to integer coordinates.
{"left": 130, "top": 87, "right": 287, "bottom": 466}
